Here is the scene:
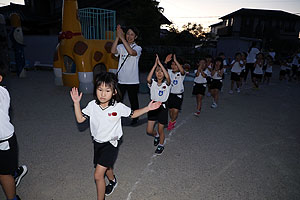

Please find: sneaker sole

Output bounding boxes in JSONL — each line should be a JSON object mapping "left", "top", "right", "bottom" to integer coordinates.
{"left": 16, "top": 165, "right": 28, "bottom": 187}
{"left": 105, "top": 181, "right": 118, "bottom": 196}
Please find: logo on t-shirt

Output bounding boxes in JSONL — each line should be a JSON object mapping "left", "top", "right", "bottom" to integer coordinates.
{"left": 158, "top": 91, "right": 163, "bottom": 96}
{"left": 173, "top": 80, "right": 178, "bottom": 85}
{"left": 108, "top": 112, "right": 118, "bottom": 116}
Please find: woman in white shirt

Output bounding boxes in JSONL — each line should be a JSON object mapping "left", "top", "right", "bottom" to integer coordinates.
{"left": 245, "top": 42, "right": 260, "bottom": 83}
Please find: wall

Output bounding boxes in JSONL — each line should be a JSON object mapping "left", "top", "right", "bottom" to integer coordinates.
{"left": 24, "top": 35, "right": 58, "bottom": 67}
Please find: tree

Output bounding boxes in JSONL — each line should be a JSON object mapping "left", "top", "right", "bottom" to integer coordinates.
{"left": 182, "top": 23, "right": 204, "bottom": 38}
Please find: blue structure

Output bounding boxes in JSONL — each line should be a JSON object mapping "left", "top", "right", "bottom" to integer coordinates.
{"left": 78, "top": 7, "right": 116, "bottom": 40}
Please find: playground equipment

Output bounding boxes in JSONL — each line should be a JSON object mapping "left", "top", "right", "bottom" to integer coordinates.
{"left": 53, "top": 0, "right": 118, "bottom": 93}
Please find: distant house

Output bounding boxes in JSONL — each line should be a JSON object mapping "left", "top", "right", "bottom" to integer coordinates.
{"left": 211, "top": 8, "right": 300, "bottom": 59}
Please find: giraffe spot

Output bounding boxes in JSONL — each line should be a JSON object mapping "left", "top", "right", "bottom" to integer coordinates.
{"left": 104, "top": 42, "right": 113, "bottom": 53}
{"left": 74, "top": 41, "right": 88, "bottom": 55}
{"left": 94, "top": 51, "right": 103, "bottom": 62}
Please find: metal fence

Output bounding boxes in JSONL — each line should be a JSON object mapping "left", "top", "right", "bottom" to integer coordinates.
{"left": 78, "top": 7, "right": 116, "bottom": 40}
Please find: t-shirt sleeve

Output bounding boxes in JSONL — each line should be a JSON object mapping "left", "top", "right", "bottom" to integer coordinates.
{"left": 82, "top": 101, "right": 94, "bottom": 117}
{"left": 134, "top": 46, "right": 142, "bottom": 57}
{"left": 119, "top": 103, "right": 132, "bottom": 117}
{"left": 115, "top": 44, "right": 121, "bottom": 57}
{"left": 148, "top": 78, "right": 155, "bottom": 88}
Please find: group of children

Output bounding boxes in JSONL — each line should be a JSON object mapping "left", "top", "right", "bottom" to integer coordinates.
{"left": 279, "top": 55, "right": 300, "bottom": 82}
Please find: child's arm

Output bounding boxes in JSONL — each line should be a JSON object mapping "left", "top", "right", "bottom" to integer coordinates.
{"left": 111, "top": 25, "right": 121, "bottom": 54}
{"left": 164, "top": 54, "right": 172, "bottom": 64}
{"left": 131, "top": 101, "right": 162, "bottom": 118}
{"left": 70, "top": 87, "right": 86, "bottom": 123}
{"left": 217, "top": 68, "right": 224, "bottom": 77}
{"left": 157, "top": 56, "right": 171, "bottom": 85}
{"left": 147, "top": 56, "right": 158, "bottom": 84}
{"left": 173, "top": 54, "right": 185, "bottom": 75}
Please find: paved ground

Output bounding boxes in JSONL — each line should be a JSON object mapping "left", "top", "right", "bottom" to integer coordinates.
{"left": 1, "top": 67, "right": 300, "bottom": 200}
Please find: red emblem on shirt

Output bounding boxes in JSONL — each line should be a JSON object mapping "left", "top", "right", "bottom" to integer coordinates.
{"left": 108, "top": 113, "right": 112, "bottom": 116}
{"left": 112, "top": 112, "right": 117, "bottom": 116}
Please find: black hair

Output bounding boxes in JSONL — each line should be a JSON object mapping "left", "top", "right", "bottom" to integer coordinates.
{"left": 0, "top": 60, "right": 8, "bottom": 78}
{"left": 218, "top": 52, "right": 225, "bottom": 57}
{"left": 126, "top": 26, "right": 140, "bottom": 38}
{"left": 214, "top": 57, "right": 224, "bottom": 69}
{"left": 93, "top": 72, "right": 122, "bottom": 106}
{"left": 235, "top": 52, "right": 242, "bottom": 58}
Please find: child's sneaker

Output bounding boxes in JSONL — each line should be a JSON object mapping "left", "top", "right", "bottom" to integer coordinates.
{"left": 228, "top": 90, "right": 233, "bottom": 94}
{"left": 194, "top": 111, "right": 200, "bottom": 117}
{"left": 211, "top": 102, "right": 218, "bottom": 108}
{"left": 155, "top": 145, "right": 164, "bottom": 155}
{"left": 105, "top": 176, "right": 118, "bottom": 196}
{"left": 237, "top": 88, "right": 241, "bottom": 93}
{"left": 167, "top": 120, "right": 176, "bottom": 131}
{"left": 154, "top": 136, "right": 160, "bottom": 146}
{"left": 206, "top": 92, "right": 211, "bottom": 97}
{"left": 14, "top": 165, "right": 28, "bottom": 187}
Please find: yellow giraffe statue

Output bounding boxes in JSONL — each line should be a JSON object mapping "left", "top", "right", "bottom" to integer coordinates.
{"left": 53, "top": 0, "right": 118, "bottom": 93}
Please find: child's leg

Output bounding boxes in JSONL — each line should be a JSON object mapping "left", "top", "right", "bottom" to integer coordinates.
{"left": 94, "top": 164, "right": 108, "bottom": 200}
{"left": 170, "top": 108, "right": 179, "bottom": 122}
{"left": 169, "top": 109, "right": 174, "bottom": 122}
{"left": 106, "top": 168, "right": 114, "bottom": 181}
{"left": 231, "top": 80, "right": 234, "bottom": 90}
{"left": 146, "top": 120, "right": 156, "bottom": 136}
{"left": 0, "top": 174, "right": 16, "bottom": 199}
{"left": 196, "top": 94, "right": 203, "bottom": 111}
{"left": 157, "top": 123, "right": 165, "bottom": 145}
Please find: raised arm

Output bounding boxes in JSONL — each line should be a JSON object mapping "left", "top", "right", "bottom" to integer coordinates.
{"left": 70, "top": 87, "right": 86, "bottom": 123}
{"left": 173, "top": 54, "right": 185, "bottom": 75}
{"left": 131, "top": 100, "right": 162, "bottom": 118}
{"left": 147, "top": 56, "right": 158, "bottom": 84}
{"left": 111, "top": 25, "right": 121, "bottom": 54}
{"left": 157, "top": 55, "right": 171, "bottom": 85}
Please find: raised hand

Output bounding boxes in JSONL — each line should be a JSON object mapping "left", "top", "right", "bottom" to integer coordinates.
{"left": 70, "top": 87, "right": 82, "bottom": 104}
{"left": 116, "top": 25, "right": 125, "bottom": 39}
{"left": 173, "top": 54, "right": 177, "bottom": 61}
{"left": 165, "top": 54, "right": 172, "bottom": 63}
{"left": 148, "top": 100, "right": 162, "bottom": 111}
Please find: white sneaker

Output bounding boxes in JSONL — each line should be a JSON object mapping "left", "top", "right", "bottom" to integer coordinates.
{"left": 237, "top": 88, "right": 240, "bottom": 93}
{"left": 228, "top": 90, "right": 233, "bottom": 94}
{"left": 211, "top": 103, "right": 218, "bottom": 108}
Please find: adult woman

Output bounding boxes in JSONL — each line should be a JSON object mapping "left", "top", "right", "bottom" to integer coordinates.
{"left": 111, "top": 25, "right": 142, "bottom": 125}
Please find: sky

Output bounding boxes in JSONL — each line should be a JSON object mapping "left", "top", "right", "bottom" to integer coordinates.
{"left": 1, "top": 0, "right": 300, "bottom": 31}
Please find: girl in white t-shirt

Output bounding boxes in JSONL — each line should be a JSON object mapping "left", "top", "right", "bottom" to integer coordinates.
{"left": 263, "top": 55, "right": 273, "bottom": 84}
{"left": 210, "top": 57, "right": 224, "bottom": 108}
{"left": 192, "top": 58, "right": 207, "bottom": 116}
{"left": 229, "top": 52, "right": 242, "bottom": 94}
{"left": 146, "top": 55, "right": 171, "bottom": 155}
{"left": 279, "top": 60, "right": 287, "bottom": 81}
{"left": 70, "top": 72, "right": 161, "bottom": 200}
{"left": 165, "top": 54, "right": 186, "bottom": 131}
{"left": 253, "top": 53, "right": 264, "bottom": 88}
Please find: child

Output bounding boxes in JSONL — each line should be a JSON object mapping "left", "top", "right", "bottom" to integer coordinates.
{"left": 286, "top": 58, "right": 293, "bottom": 82}
{"left": 253, "top": 53, "right": 264, "bottom": 88}
{"left": 229, "top": 52, "right": 242, "bottom": 94}
{"left": 165, "top": 54, "right": 186, "bottom": 131}
{"left": 70, "top": 72, "right": 161, "bottom": 200}
{"left": 210, "top": 57, "right": 224, "bottom": 108}
{"left": 279, "top": 60, "right": 287, "bottom": 81}
{"left": 240, "top": 52, "right": 247, "bottom": 87}
{"left": 192, "top": 58, "right": 207, "bottom": 116}
{"left": 146, "top": 55, "right": 171, "bottom": 155}
{"left": 263, "top": 55, "right": 273, "bottom": 84}
{"left": 205, "top": 55, "right": 213, "bottom": 97}
{"left": 0, "top": 61, "right": 28, "bottom": 200}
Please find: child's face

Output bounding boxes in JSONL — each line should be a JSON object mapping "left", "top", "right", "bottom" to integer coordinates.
{"left": 171, "top": 61, "right": 179, "bottom": 72}
{"left": 236, "top": 54, "right": 241, "bottom": 61}
{"left": 126, "top": 29, "right": 137, "bottom": 44}
{"left": 215, "top": 61, "right": 221, "bottom": 69}
{"left": 155, "top": 67, "right": 164, "bottom": 81}
{"left": 96, "top": 83, "right": 115, "bottom": 106}
{"left": 199, "top": 60, "right": 206, "bottom": 69}
{"left": 206, "top": 57, "right": 212, "bottom": 63}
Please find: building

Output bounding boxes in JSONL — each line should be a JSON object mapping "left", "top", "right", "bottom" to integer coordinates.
{"left": 212, "top": 8, "right": 300, "bottom": 59}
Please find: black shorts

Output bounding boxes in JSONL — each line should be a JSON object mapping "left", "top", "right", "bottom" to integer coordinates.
{"left": 264, "top": 72, "right": 272, "bottom": 77}
{"left": 231, "top": 72, "right": 240, "bottom": 81}
{"left": 93, "top": 141, "right": 119, "bottom": 168}
{"left": 240, "top": 71, "right": 246, "bottom": 78}
{"left": 168, "top": 93, "right": 183, "bottom": 110}
{"left": 210, "top": 79, "right": 223, "bottom": 90}
{"left": 0, "top": 134, "right": 18, "bottom": 175}
{"left": 254, "top": 73, "right": 263, "bottom": 80}
{"left": 148, "top": 103, "right": 168, "bottom": 125}
{"left": 286, "top": 69, "right": 291, "bottom": 75}
{"left": 192, "top": 83, "right": 206, "bottom": 96}
{"left": 206, "top": 77, "right": 212, "bottom": 84}
{"left": 279, "top": 70, "right": 286, "bottom": 76}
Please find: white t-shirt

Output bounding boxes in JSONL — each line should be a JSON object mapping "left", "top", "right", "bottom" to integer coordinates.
{"left": 246, "top": 47, "right": 260, "bottom": 63}
{"left": 212, "top": 69, "right": 223, "bottom": 80}
{"left": 280, "top": 65, "right": 287, "bottom": 70}
{"left": 194, "top": 69, "right": 207, "bottom": 84}
{"left": 206, "top": 64, "right": 212, "bottom": 77}
{"left": 292, "top": 54, "right": 300, "bottom": 65}
{"left": 231, "top": 60, "right": 242, "bottom": 73}
{"left": 115, "top": 43, "right": 142, "bottom": 84}
{"left": 286, "top": 63, "right": 292, "bottom": 70}
{"left": 269, "top": 52, "right": 276, "bottom": 59}
{"left": 266, "top": 65, "right": 272, "bottom": 73}
{"left": 148, "top": 79, "right": 170, "bottom": 102}
{"left": 82, "top": 101, "right": 131, "bottom": 147}
{"left": 0, "top": 86, "right": 14, "bottom": 141}
{"left": 168, "top": 69, "right": 185, "bottom": 94}
{"left": 253, "top": 63, "right": 263, "bottom": 74}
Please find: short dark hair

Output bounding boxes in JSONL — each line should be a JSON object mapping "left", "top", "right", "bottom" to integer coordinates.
{"left": 214, "top": 57, "right": 224, "bottom": 69}
{"left": 126, "top": 26, "right": 140, "bottom": 38}
{"left": 93, "top": 72, "right": 122, "bottom": 105}
{"left": 0, "top": 60, "right": 8, "bottom": 78}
